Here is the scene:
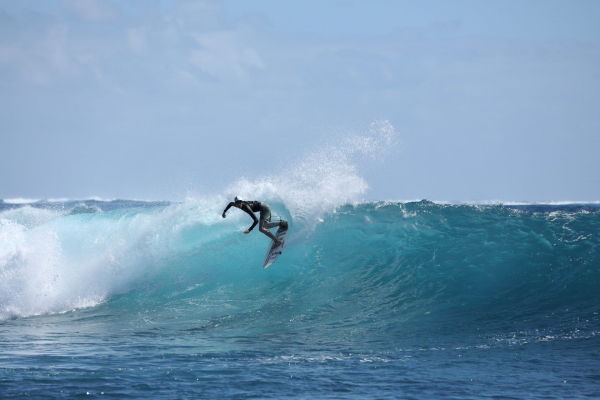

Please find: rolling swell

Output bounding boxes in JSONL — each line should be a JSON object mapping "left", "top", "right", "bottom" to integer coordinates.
{"left": 313, "top": 202, "right": 600, "bottom": 340}
{"left": 210, "top": 201, "right": 600, "bottom": 343}
{"left": 2, "top": 199, "right": 598, "bottom": 347}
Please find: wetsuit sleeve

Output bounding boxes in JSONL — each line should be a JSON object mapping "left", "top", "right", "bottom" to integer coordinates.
{"left": 223, "top": 202, "right": 235, "bottom": 214}
{"left": 241, "top": 203, "right": 259, "bottom": 231}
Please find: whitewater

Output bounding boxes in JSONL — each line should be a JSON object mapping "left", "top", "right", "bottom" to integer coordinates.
{"left": 1, "top": 123, "right": 599, "bottom": 398}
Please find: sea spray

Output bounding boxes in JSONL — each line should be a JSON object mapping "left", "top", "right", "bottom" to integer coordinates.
{"left": 225, "top": 120, "right": 400, "bottom": 235}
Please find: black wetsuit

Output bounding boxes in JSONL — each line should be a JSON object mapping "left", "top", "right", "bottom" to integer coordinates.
{"left": 223, "top": 201, "right": 262, "bottom": 232}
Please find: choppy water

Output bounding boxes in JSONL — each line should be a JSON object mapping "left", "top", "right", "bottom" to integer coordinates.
{"left": 1, "top": 198, "right": 599, "bottom": 399}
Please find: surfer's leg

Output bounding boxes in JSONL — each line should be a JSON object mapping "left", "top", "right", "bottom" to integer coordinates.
{"left": 259, "top": 204, "right": 282, "bottom": 245}
{"left": 260, "top": 220, "right": 282, "bottom": 245}
{"left": 264, "top": 221, "right": 280, "bottom": 229}
{"left": 265, "top": 220, "right": 287, "bottom": 230}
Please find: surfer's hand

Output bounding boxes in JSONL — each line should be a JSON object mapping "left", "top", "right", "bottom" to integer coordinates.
{"left": 244, "top": 229, "right": 250, "bottom": 234}
{"left": 222, "top": 213, "right": 226, "bottom": 218}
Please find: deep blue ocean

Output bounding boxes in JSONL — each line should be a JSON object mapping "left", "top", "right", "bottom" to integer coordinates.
{"left": 1, "top": 198, "right": 599, "bottom": 399}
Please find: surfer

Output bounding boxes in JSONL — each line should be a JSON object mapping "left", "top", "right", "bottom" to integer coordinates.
{"left": 222, "top": 197, "right": 286, "bottom": 247}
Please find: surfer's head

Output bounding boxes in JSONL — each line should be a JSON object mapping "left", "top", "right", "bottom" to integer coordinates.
{"left": 234, "top": 196, "right": 243, "bottom": 204}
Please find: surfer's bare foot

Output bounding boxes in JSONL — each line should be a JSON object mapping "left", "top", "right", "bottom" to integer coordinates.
{"left": 275, "top": 240, "right": 283, "bottom": 247}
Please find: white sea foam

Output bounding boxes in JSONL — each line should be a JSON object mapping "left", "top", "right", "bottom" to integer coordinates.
{"left": 46, "top": 197, "right": 117, "bottom": 202}
{"left": 2, "top": 198, "right": 40, "bottom": 204}
{"left": 501, "top": 200, "right": 600, "bottom": 205}
{"left": 45, "top": 198, "right": 71, "bottom": 203}
{"left": 390, "top": 199, "right": 600, "bottom": 206}
{"left": 0, "top": 206, "right": 64, "bottom": 228}
{"left": 1, "top": 197, "right": 118, "bottom": 204}
{"left": 0, "top": 200, "right": 229, "bottom": 321}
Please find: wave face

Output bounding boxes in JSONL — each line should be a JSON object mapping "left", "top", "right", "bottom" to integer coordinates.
{"left": 2, "top": 199, "right": 598, "bottom": 346}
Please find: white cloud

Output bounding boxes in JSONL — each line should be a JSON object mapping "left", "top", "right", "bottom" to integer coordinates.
{"left": 241, "top": 47, "right": 264, "bottom": 69}
{"left": 0, "top": 44, "right": 19, "bottom": 65}
{"left": 189, "top": 30, "right": 265, "bottom": 80}
{"left": 127, "top": 27, "right": 147, "bottom": 53}
{"left": 60, "top": 0, "right": 120, "bottom": 23}
{"left": 20, "top": 63, "right": 51, "bottom": 85}
{"left": 174, "top": 0, "right": 222, "bottom": 31}
{"left": 40, "top": 24, "right": 73, "bottom": 72}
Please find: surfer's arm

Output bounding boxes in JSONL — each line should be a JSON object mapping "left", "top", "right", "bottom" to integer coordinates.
{"left": 241, "top": 204, "right": 259, "bottom": 232}
{"left": 222, "top": 202, "right": 235, "bottom": 217}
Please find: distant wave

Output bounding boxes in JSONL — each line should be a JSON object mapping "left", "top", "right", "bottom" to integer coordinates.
{"left": 1, "top": 198, "right": 41, "bottom": 204}
{"left": 393, "top": 199, "right": 600, "bottom": 206}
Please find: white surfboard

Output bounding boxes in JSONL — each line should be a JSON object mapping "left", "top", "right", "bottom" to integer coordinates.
{"left": 263, "top": 224, "right": 289, "bottom": 269}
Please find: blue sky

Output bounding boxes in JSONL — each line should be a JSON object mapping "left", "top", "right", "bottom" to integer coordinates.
{"left": 1, "top": 0, "right": 599, "bottom": 201}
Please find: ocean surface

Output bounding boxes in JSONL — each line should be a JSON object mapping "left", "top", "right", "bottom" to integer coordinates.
{"left": 0, "top": 197, "right": 599, "bottom": 399}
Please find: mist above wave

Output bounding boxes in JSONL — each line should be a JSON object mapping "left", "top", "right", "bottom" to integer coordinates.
{"left": 225, "top": 120, "right": 399, "bottom": 233}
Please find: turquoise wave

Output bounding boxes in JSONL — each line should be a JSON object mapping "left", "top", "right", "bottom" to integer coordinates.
{"left": 1, "top": 200, "right": 598, "bottom": 345}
